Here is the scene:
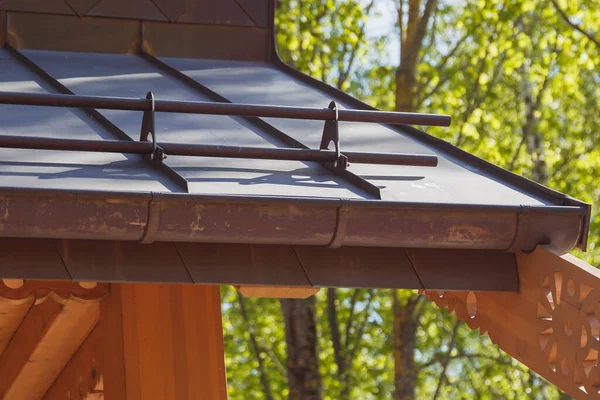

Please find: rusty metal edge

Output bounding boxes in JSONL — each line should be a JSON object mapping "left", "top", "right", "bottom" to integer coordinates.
{"left": 264, "top": 0, "right": 591, "bottom": 251}
{"left": 0, "top": 186, "right": 587, "bottom": 252}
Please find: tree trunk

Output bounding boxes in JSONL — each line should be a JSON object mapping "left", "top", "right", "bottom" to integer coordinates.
{"left": 393, "top": 1, "right": 437, "bottom": 398}
{"left": 393, "top": 292, "right": 419, "bottom": 400}
{"left": 280, "top": 297, "right": 323, "bottom": 400}
{"left": 395, "top": 65, "right": 417, "bottom": 112}
{"left": 520, "top": 62, "right": 549, "bottom": 184}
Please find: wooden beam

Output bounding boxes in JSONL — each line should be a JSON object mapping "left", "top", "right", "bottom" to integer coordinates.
{"left": 100, "top": 284, "right": 227, "bottom": 400}
{"left": 0, "top": 296, "right": 34, "bottom": 355}
{"left": 425, "top": 245, "right": 600, "bottom": 399}
{"left": 43, "top": 324, "right": 103, "bottom": 400}
{"left": 0, "top": 299, "right": 99, "bottom": 400}
{"left": 236, "top": 285, "right": 320, "bottom": 298}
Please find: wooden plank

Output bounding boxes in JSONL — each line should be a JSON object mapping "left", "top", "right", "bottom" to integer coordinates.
{"left": 294, "top": 246, "right": 424, "bottom": 289}
{"left": 0, "top": 0, "right": 75, "bottom": 14}
{"left": 98, "top": 284, "right": 127, "bottom": 400}
{"left": 7, "top": 13, "right": 138, "bottom": 53}
{"left": 177, "top": 243, "right": 311, "bottom": 287}
{"left": 407, "top": 248, "right": 519, "bottom": 291}
{"left": 86, "top": 0, "right": 168, "bottom": 21}
{"left": 236, "top": 285, "right": 319, "bottom": 298}
{"left": 0, "top": 300, "right": 99, "bottom": 400}
{"left": 0, "top": 239, "right": 70, "bottom": 280}
{"left": 58, "top": 240, "right": 193, "bottom": 284}
{"left": 425, "top": 245, "right": 600, "bottom": 399}
{"left": 176, "top": 0, "right": 255, "bottom": 26}
{"left": 178, "top": 284, "right": 227, "bottom": 400}
{"left": 100, "top": 283, "right": 227, "bottom": 400}
{"left": 0, "top": 297, "right": 34, "bottom": 356}
{"left": 0, "top": 300, "right": 62, "bottom": 398}
{"left": 236, "top": 0, "right": 269, "bottom": 27}
{"left": 144, "top": 21, "right": 269, "bottom": 60}
{"left": 43, "top": 325, "right": 103, "bottom": 400}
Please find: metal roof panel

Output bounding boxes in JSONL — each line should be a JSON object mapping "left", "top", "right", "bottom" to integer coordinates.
{"left": 0, "top": 49, "right": 178, "bottom": 192}
{"left": 160, "top": 57, "right": 553, "bottom": 206}
{"left": 19, "top": 50, "right": 372, "bottom": 199}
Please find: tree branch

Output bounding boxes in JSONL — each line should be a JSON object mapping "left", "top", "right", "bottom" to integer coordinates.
{"left": 550, "top": 0, "right": 600, "bottom": 49}
{"left": 419, "top": 352, "right": 515, "bottom": 369}
{"left": 509, "top": 48, "right": 554, "bottom": 172}
{"left": 237, "top": 293, "right": 275, "bottom": 400}
{"left": 346, "top": 289, "right": 374, "bottom": 367}
{"left": 456, "top": 21, "right": 506, "bottom": 147}
{"left": 413, "top": 0, "right": 438, "bottom": 52}
{"left": 454, "top": 48, "right": 489, "bottom": 147}
{"left": 398, "top": 0, "right": 404, "bottom": 46}
{"left": 343, "top": 289, "right": 361, "bottom": 349}
{"left": 327, "top": 288, "right": 346, "bottom": 380}
{"left": 416, "top": 26, "right": 475, "bottom": 102}
{"left": 258, "top": 335, "right": 288, "bottom": 377}
{"left": 337, "top": 0, "right": 375, "bottom": 89}
{"left": 432, "top": 322, "right": 460, "bottom": 400}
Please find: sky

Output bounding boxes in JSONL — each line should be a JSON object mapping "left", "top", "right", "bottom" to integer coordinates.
{"left": 364, "top": 0, "right": 400, "bottom": 64}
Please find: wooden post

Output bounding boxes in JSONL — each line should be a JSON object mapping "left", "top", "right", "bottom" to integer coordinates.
{"left": 99, "top": 283, "right": 227, "bottom": 400}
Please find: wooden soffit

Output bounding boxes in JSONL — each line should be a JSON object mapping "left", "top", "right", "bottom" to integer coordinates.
{"left": 0, "top": 238, "right": 518, "bottom": 292}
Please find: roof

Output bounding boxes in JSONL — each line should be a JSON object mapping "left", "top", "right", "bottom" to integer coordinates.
{"left": 0, "top": 1, "right": 590, "bottom": 255}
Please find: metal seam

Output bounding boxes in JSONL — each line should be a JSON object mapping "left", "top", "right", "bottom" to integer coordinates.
{"left": 137, "top": 51, "right": 384, "bottom": 199}
{"left": 291, "top": 246, "right": 314, "bottom": 287}
{"left": 327, "top": 200, "right": 350, "bottom": 248}
{"left": 51, "top": 239, "right": 74, "bottom": 281}
{"left": 4, "top": 45, "right": 189, "bottom": 193}
{"left": 173, "top": 243, "right": 196, "bottom": 284}
{"left": 403, "top": 249, "right": 426, "bottom": 290}
{"left": 139, "top": 192, "right": 161, "bottom": 244}
{"left": 506, "top": 205, "right": 532, "bottom": 252}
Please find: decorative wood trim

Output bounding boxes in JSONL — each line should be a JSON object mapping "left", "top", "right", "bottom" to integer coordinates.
{"left": 43, "top": 324, "right": 103, "bottom": 400}
{"left": 0, "top": 299, "right": 99, "bottom": 399}
{"left": 0, "top": 279, "right": 108, "bottom": 305}
{"left": 0, "top": 296, "right": 34, "bottom": 356}
{"left": 424, "top": 245, "right": 600, "bottom": 399}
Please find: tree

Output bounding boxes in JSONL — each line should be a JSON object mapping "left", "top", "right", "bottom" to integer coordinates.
{"left": 223, "top": 0, "right": 600, "bottom": 398}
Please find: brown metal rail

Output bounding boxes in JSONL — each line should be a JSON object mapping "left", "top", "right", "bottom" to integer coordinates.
{"left": 0, "top": 91, "right": 451, "bottom": 127}
{"left": 0, "top": 89, "right": 441, "bottom": 168}
{"left": 0, "top": 135, "right": 438, "bottom": 167}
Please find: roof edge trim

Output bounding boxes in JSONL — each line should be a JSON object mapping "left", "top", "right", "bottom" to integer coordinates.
{"left": 0, "top": 188, "right": 585, "bottom": 252}
{"left": 265, "top": 3, "right": 590, "bottom": 250}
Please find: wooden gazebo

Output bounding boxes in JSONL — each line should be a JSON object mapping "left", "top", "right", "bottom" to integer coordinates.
{"left": 0, "top": 1, "right": 596, "bottom": 398}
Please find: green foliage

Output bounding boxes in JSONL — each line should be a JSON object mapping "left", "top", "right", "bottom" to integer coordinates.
{"left": 224, "top": 0, "right": 600, "bottom": 398}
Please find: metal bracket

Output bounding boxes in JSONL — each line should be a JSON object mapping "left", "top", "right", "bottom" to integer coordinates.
{"left": 320, "top": 101, "right": 348, "bottom": 169}
{"left": 140, "top": 91, "right": 166, "bottom": 163}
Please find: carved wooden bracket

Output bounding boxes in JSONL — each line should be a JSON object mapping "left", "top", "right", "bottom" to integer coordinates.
{"left": 424, "top": 246, "right": 600, "bottom": 399}
{"left": 0, "top": 279, "right": 109, "bottom": 305}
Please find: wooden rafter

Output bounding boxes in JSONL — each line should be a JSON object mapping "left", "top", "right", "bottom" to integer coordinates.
{"left": 0, "top": 296, "right": 34, "bottom": 355}
{"left": 0, "top": 280, "right": 108, "bottom": 400}
{"left": 425, "top": 246, "right": 600, "bottom": 399}
{"left": 44, "top": 324, "right": 104, "bottom": 400}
